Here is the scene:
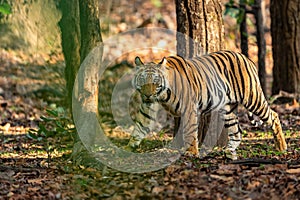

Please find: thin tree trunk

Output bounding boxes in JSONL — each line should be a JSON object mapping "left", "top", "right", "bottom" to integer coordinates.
{"left": 239, "top": 0, "right": 248, "bottom": 57}
{"left": 255, "top": 0, "right": 266, "bottom": 94}
{"left": 270, "top": 0, "right": 300, "bottom": 95}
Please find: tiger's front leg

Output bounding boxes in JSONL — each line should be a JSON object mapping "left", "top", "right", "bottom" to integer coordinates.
{"left": 126, "top": 102, "right": 159, "bottom": 150}
{"left": 175, "top": 104, "right": 199, "bottom": 157}
{"left": 223, "top": 104, "right": 242, "bottom": 160}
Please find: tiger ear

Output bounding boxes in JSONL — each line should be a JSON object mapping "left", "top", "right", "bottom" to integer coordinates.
{"left": 159, "top": 57, "right": 168, "bottom": 66}
{"left": 135, "top": 56, "right": 144, "bottom": 66}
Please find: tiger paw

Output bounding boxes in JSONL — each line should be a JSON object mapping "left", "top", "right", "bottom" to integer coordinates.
{"left": 185, "top": 147, "right": 200, "bottom": 157}
{"left": 224, "top": 149, "right": 238, "bottom": 160}
{"left": 184, "top": 150, "right": 200, "bottom": 158}
{"left": 275, "top": 140, "right": 287, "bottom": 152}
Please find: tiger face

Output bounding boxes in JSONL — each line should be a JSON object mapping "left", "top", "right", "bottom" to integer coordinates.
{"left": 133, "top": 57, "right": 168, "bottom": 103}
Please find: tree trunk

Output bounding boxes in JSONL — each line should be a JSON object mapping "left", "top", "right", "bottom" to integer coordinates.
{"left": 175, "top": 0, "right": 228, "bottom": 148}
{"left": 270, "top": 0, "right": 300, "bottom": 95}
{"left": 79, "top": 0, "right": 102, "bottom": 60}
{"left": 255, "top": 0, "right": 267, "bottom": 95}
{"left": 58, "top": 0, "right": 81, "bottom": 107}
{"left": 176, "top": 0, "right": 224, "bottom": 57}
{"left": 59, "top": 0, "right": 102, "bottom": 108}
{"left": 239, "top": 0, "right": 248, "bottom": 57}
{"left": 58, "top": 0, "right": 102, "bottom": 165}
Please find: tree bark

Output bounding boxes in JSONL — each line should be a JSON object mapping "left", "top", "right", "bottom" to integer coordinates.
{"left": 79, "top": 0, "right": 102, "bottom": 60}
{"left": 58, "top": 0, "right": 102, "bottom": 108}
{"left": 239, "top": 0, "right": 248, "bottom": 57}
{"left": 176, "top": 0, "right": 224, "bottom": 57}
{"left": 255, "top": 0, "right": 267, "bottom": 94}
{"left": 175, "top": 0, "right": 227, "bottom": 148}
{"left": 270, "top": 0, "right": 300, "bottom": 95}
{"left": 58, "top": 0, "right": 81, "bottom": 107}
{"left": 58, "top": 0, "right": 102, "bottom": 165}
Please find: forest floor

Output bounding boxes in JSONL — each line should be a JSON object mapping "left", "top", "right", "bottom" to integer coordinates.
{"left": 1, "top": 0, "right": 300, "bottom": 199}
{"left": 1, "top": 46, "right": 300, "bottom": 200}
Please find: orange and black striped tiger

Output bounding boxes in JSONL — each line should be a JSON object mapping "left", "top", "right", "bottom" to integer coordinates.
{"left": 127, "top": 50, "right": 287, "bottom": 159}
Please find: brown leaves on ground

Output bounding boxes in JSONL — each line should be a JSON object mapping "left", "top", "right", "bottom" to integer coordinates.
{"left": 54, "top": 154, "right": 300, "bottom": 199}
{"left": 0, "top": 165, "right": 63, "bottom": 199}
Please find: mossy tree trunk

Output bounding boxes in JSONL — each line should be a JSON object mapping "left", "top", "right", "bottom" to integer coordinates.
{"left": 175, "top": 0, "right": 228, "bottom": 147}
{"left": 78, "top": 0, "right": 103, "bottom": 62}
{"left": 58, "top": 0, "right": 81, "bottom": 108}
{"left": 59, "top": 0, "right": 102, "bottom": 107}
{"left": 58, "top": 0, "right": 102, "bottom": 164}
{"left": 270, "top": 0, "right": 300, "bottom": 95}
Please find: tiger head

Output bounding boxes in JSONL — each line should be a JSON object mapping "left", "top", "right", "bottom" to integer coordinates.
{"left": 133, "top": 57, "right": 168, "bottom": 103}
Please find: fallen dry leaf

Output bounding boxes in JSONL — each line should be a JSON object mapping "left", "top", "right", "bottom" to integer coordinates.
{"left": 27, "top": 178, "right": 44, "bottom": 184}
{"left": 210, "top": 174, "right": 234, "bottom": 182}
{"left": 286, "top": 168, "right": 300, "bottom": 174}
{"left": 27, "top": 187, "right": 40, "bottom": 192}
{"left": 152, "top": 186, "right": 165, "bottom": 194}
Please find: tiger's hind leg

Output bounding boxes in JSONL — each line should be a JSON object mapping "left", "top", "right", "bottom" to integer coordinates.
{"left": 223, "top": 104, "right": 242, "bottom": 160}
{"left": 266, "top": 109, "right": 287, "bottom": 151}
{"left": 244, "top": 96, "right": 287, "bottom": 152}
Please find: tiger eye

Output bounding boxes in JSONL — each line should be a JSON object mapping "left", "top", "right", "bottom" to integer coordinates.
{"left": 138, "top": 76, "right": 145, "bottom": 85}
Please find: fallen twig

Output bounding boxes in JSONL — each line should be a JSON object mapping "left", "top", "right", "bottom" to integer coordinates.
{"left": 230, "top": 158, "right": 283, "bottom": 166}
{"left": 230, "top": 158, "right": 300, "bottom": 168}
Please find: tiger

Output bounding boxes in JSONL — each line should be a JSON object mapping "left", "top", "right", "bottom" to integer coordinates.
{"left": 126, "top": 50, "right": 287, "bottom": 159}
